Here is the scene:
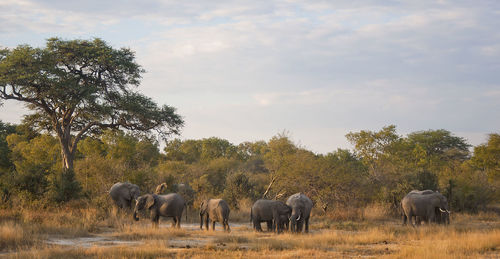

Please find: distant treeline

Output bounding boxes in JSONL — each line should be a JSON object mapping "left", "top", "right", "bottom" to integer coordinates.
{"left": 0, "top": 121, "right": 498, "bottom": 213}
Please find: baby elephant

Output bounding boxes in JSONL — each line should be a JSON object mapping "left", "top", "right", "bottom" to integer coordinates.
{"left": 200, "top": 199, "right": 231, "bottom": 232}
{"left": 251, "top": 199, "right": 291, "bottom": 234}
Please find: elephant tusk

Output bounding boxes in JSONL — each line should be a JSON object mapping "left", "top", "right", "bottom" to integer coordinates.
{"left": 439, "top": 208, "right": 450, "bottom": 213}
{"left": 296, "top": 214, "right": 301, "bottom": 221}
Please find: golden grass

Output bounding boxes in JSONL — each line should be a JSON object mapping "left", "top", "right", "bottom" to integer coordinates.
{"left": 0, "top": 222, "right": 34, "bottom": 251}
{"left": 384, "top": 229, "right": 500, "bottom": 258}
{"left": 2, "top": 205, "right": 500, "bottom": 258}
{"left": 110, "top": 224, "right": 190, "bottom": 240}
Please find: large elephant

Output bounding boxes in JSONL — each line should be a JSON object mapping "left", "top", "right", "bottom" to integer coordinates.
{"left": 109, "top": 182, "right": 140, "bottom": 210}
{"left": 286, "top": 193, "right": 313, "bottom": 233}
{"left": 401, "top": 190, "right": 450, "bottom": 226}
{"left": 199, "top": 199, "right": 231, "bottom": 232}
{"left": 133, "top": 193, "right": 186, "bottom": 228}
{"left": 155, "top": 182, "right": 195, "bottom": 207}
{"left": 251, "top": 199, "right": 291, "bottom": 233}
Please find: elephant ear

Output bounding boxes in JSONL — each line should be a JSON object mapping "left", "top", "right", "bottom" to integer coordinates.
{"left": 146, "top": 194, "right": 156, "bottom": 209}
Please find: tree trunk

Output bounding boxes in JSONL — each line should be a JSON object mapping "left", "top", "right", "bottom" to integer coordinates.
{"left": 53, "top": 123, "right": 80, "bottom": 202}
{"left": 262, "top": 175, "right": 278, "bottom": 199}
{"left": 59, "top": 134, "right": 74, "bottom": 172}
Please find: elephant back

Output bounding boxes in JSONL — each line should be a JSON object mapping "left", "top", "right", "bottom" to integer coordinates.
{"left": 251, "top": 199, "right": 275, "bottom": 220}
{"left": 159, "top": 193, "right": 185, "bottom": 204}
{"left": 156, "top": 193, "right": 186, "bottom": 216}
{"left": 109, "top": 182, "right": 139, "bottom": 198}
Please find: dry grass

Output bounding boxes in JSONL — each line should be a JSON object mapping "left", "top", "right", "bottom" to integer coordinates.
{"left": 384, "top": 229, "right": 500, "bottom": 258}
{"left": 1, "top": 205, "right": 500, "bottom": 258}
{"left": 110, "top": 224, "right": 190, "bottom": 240}
{"left": 0, "top": 222, "right": 35, "bottom": 251}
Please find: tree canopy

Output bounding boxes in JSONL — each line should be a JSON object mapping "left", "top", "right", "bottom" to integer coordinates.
{"left": 0, "top": 38, "right": 183, "bottom": 172}
{"left": 0, "top": 38, "right": 183, "bottom": 201}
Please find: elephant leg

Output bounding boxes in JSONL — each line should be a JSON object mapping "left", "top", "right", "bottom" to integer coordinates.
{"left": 410, "top": 215, "right": 416, "bottom": 227}
{"left": 223, "top": 218, "right": 229, "bottom": 232}
{"left": 176, "top": 216, "right": 181, "bottom": 228}
{"left": 212, "top": 221, "right": 216, "bottom": 231}
{"left": 266, "top": 220, "right": 273, "bottom": 232}
{"left": 205, "top": 215, "right": 210, "bottom": 230}
{"left": 152, "top": 214, "right": 160, "bottom": 228}
{"left": 171, "top": 217, "right": 178, "bottom": 228}
{"left": 297, "top": 220, "right": 304, "bottom": 233}
{"left": 305, "top": 217, "right": 310, "bottom": 233}
{"left": 428, "top": 214, "right": 435, "bottom": 225}
{"left": 118, "top": 197, "right": 128, "bottom": 209}
{"left": 225, "top": 219, "right": 230, "bottom": 232}
{"left": 402, "top": 213, "right": 407, "bottom": 225}
{"left": 254, "top": 220, "right": 263, "bottom": 232}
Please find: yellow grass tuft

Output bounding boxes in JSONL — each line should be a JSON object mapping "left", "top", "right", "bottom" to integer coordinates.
{"left": 0, "top": 221, "right": 34, "bottom": 251}
{"left": 111, "top": 224, "right": 190, "bottom": 240}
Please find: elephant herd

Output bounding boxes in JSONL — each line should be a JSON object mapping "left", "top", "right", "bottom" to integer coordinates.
{"left": 109, "top": 182, "right": 314, "bottom": 233}
{"left": 109, "top": 182, "right": 451, "bottom": 233}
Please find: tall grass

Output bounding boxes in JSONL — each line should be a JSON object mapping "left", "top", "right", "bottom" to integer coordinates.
{"left": 111, "top": 224, "right": 189, "bottom": 240}
{"left": 2, "top": 205, "right": 500, "bottom": 258}
{"left": 0, "top": 222, "right": 34, "bottom": 251}
{"left": 385, "top": 229, "right": 500, "bottom": 258}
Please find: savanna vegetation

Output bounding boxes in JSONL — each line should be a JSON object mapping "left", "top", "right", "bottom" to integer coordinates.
{"left": 1, "top": 38, "right": 499, "bottom": 258}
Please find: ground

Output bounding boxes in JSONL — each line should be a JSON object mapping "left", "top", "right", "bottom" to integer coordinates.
{"left": 1, "top": 207, "right": 500, "bottom": 258}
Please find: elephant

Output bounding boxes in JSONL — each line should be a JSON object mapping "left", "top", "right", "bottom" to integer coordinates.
{"left": 401, "top": 190, "right": 450, "bottom": 226}
{"left": 251, "top": 199, "right": 291, "bottom": 233}
{"left": 416, "top": 207, "right": 450, "bottom": 225}
{"left": 155, "top": 182, "right": 195, "bottom": 207}
{"left": 109, "top": 182, "right": 140, "bottom": 210}
{"left": 286, "top": 193, "right": 313, "bottom": 233}
{"left": 199, "top": 199, "right": 231, "bottom": 232}
{"left": 133, "top": 193, "right": 186, "bottom": 228}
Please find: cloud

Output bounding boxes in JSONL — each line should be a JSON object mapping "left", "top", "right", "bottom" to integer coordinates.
{"left": 1, "top": 0, "right": 499, "bottom": 153}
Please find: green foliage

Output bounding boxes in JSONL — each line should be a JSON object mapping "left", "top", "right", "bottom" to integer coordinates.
{"left": 0, "top": 121, "right": 15, "bottom": 171}
{"left": 223, "top": 172, "right": 256, "bottom": 208}
{"left": 164, "top": 137, "right": 238, "bottom": 164}
{"left": 0, "top": 122, "right": 16, "bottom": 203}
{"left": 0, "top": 118, "right": 498, "bottom": 213}
{"left": 74, "top": 130, "right": 162, "bottom": 198}
{"left": 445, "top": 166, "right": 494, "bottom": 212}
{"left": 314, "top": 149, "right": 369, "bottom": 210}
{"left": 47, "top": 169, "right": 81, "bottom": 203}
{"left": 7, "top": 133, "right": 59, "bottom": 198}
{"left": 0, "top": 38, "right": 183, "bottom": 203}
{"left": 469, "top": 133, "right": 500, "bottom": 202}
{"left": 471, "top": 133, "right": 500, "bottom": 182}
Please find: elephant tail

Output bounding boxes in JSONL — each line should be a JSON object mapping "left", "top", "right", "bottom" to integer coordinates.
{"left": 184, "top": 203, "right": 188, "bottom": 222}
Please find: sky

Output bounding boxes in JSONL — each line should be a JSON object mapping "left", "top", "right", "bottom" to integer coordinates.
{"left": 0, "top": 0, "right": 499, "bottom": 154}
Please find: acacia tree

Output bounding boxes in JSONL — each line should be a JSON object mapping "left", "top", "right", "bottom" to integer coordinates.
{"left": 0, "top": 38, "right": 183, "bottom": 198}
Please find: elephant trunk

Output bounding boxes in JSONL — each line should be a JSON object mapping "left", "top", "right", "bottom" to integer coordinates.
{"left": 289, "top": 215, "right": 297, "bottom": 232}
{"left": 289, "top": 210, "right": 300, "bottom": 233}
{"left": 133, "top": 210, "right": 139, "bottom": 221}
